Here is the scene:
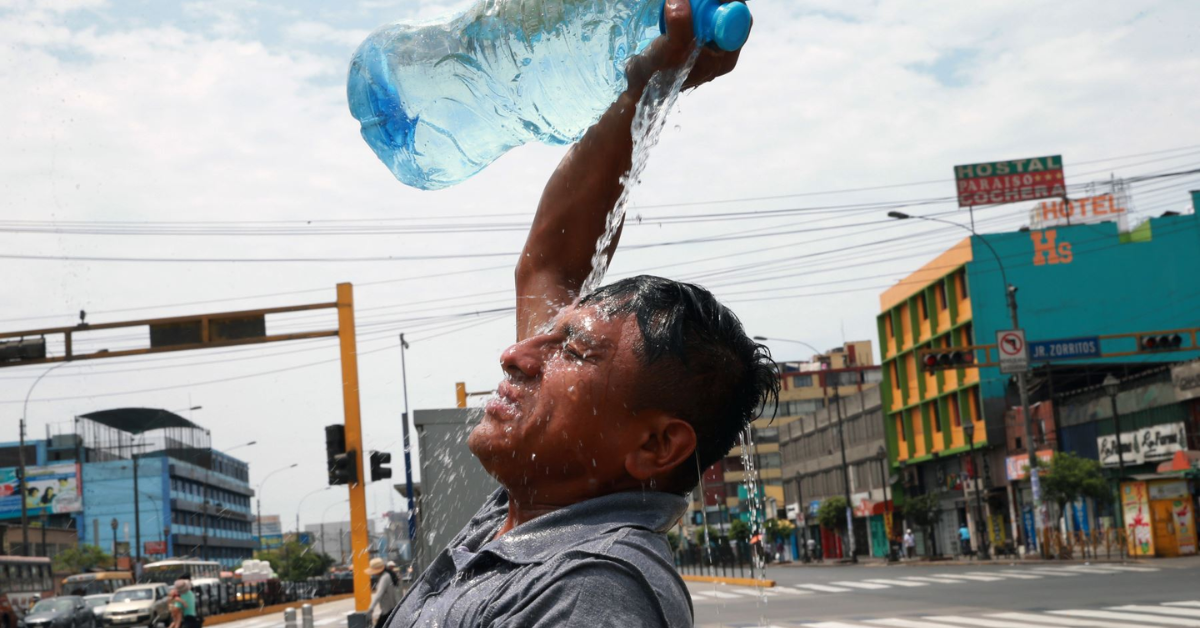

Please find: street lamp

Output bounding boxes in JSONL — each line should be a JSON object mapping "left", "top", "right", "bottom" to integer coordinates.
{"left": 1103, "top": 374, "right": 1127, "bottom": 539}
{"left": 399, "top": 334, "right": 417, "bottom": 552}
{"left": 19, "top": 361, "right": 69, "bottom": 556}
{"left": 291, "top": 487, "right": 330, "bottom": 575}
{"left": 321, "top": 499, "right": 350, "bottom": 561}
{"left": 888, "top": 211, "right": 1043, "bottom": 543}
{"left": 961, "top": 420, "right": 989, "bottom": 559}
{"left": 752, "top": 336, "right": 823, "bottom": 358}
{"left": 256, "top": 463, "right": 299, "bottom": 548}
{"left": 203, "top": 439, "right": 256, "bottom": 563}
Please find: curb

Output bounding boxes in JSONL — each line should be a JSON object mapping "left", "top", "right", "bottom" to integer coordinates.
{"left": 681, "top": 575, "right": 775, "bottom": 587}
{"left": 203, "top": 594, "right": 355, "bottom": 626}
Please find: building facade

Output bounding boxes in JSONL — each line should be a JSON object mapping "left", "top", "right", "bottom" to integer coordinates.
{"left": 878, "top": 206, "right": 1200, "bottom": 555}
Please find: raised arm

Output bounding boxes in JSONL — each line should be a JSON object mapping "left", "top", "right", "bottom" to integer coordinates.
{"left": 514, "top": 0, "right": 745, "bottom": 340}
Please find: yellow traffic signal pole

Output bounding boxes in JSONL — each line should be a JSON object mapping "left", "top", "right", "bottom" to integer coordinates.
{"left": 335, "top": 283, "right": 372, "bottom": 611}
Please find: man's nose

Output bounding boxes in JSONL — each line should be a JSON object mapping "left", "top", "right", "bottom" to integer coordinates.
{"left": 500, "top": 336, "right": 546, "bottom": 379}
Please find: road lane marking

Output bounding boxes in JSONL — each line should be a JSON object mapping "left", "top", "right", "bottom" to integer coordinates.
{"left": 772, "top": 587, "right": 814, "bottom": 595}
{"left": 925, "top": 615, "right": 1064, "bottom": 628}
{"left": 988, "top": 613, "right": 1144, "bottom": 627}
{"left": 830, "top": 581, "right": 892, "bottom": 589}
{"left": 931, "top": 573, "right": 1002, "bottom": 581}
{"left": 1096, "top": 565, "right": 1158, "bottom": 572}
{"left": 868, "top": 619, "right": 973, "bottom": 627}
{"left": 1167, "top": 603, "right": 1200, "bottom": 608}
{"left": 696, "top": 589, "right": 742, "bottom": 599}
{"left": 314, "top": 618, "right": 343, "bottom": 626}
{"left": 732, "top": 587, "right": 779, "bottom": 596}
{"left": 809, "top": 623, "right": 877, "bottom": 628}
{"left": 979, "top": 570, "right": 1040, "bottom": 579}
{"left": 796, "top": 584, "right": 854, "bottom": 593}
{"left": 1051, "top": 610, "right": 1200, "bottom": 626}
{"left": 1027, "top": 568, "right": 1082, "bottom": 576}
{"left": 1110, "top": 606, "right": 1200, "bottom": 618}
{"left": 900, "top": 576, "right": 964, "bottom": 584}
{"left": 863, "top": 578, "right": 928, "bottom": 587}
{"left": 1064, "top": 566, "right": 1124, "bottom": 574}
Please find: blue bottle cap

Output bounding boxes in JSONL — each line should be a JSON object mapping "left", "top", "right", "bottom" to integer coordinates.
{"left": 712, "top": 2, "right": 751, "bottom": 51}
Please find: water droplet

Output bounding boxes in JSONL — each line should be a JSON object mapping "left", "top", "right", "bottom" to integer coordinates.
{"left": 531, "top": 453, "right": 536, "bottom": 461}
{"left": 674, "top": 125, "right": 681, "bottom": 132}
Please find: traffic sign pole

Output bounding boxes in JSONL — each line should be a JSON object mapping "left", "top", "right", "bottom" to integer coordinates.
{"left": 1004, "top": 287, "right": 1044, "bottom": 554}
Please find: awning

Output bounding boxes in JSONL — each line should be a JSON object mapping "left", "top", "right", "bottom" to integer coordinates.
{"left": 78, "top": 408, "right": 200, "bottom": 435}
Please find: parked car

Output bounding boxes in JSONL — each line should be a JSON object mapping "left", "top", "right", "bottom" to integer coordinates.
{"left": 101, "top": 586, "right": 168, "bottom": 628}
{"left": 22, "top": 597, "right": 94, "bottom": 628}
{"left": 81, "top": 597, "right": 110, "bottom": 623}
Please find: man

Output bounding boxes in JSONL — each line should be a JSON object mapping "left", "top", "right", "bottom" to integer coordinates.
{"left": 959, "top": 523, "right": 972, "bottom": 557}
{"left": 366, "top": 558, "right": 400, "bottom": 628}
{"left": 903, "top": 529, "right": 916, "bottom": 559}
{"left": 388, "top": 1, "right": 774, "bottom": 626}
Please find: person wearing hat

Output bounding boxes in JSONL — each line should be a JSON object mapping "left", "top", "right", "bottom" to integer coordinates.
{"left": 903, "top": 529, "right": 916, "bottom": 559}
{"left": 365, "top": 558, "right": 399, "bottom": 628}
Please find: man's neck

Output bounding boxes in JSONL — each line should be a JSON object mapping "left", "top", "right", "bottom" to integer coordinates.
{"left": 495, "top": 479, "right": 642, "bottom": 539}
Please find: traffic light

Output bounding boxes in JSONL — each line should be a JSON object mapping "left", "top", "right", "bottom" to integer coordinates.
{"left": 325, "top": 424, "right": 358, "bottom": 486}
{"left": 1139, "top": 334, "right": 1184, "bottom": 352}
{"left": 922, "top": 349, "right": 974, "bottom": 371}
{"left": 369, "top": 451, "right": 393, "bottom": 482}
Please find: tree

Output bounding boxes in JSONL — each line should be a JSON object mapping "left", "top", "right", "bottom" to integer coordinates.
{"left": 728, "top": 519, "right": 751, "bottom": 542}
{"left": 901, "top": 493, "right": 942, "bottom": 557}
{"left": 817, "top": 496, "right": 849, "bottom": 531}
{"left": 691, "top": 525, "right": 719, "bottom": 546}
{"left": 256, "top": 541, "right": 335, "bottom": 581}
{"left": 1041, "top": 452, "right": 1111, "bottom": 527}
{"left": 764, "top": 518, "right": 794, "bottom": 543}
{"left": 53, "top": 545, "right": 113, "bottom": 574}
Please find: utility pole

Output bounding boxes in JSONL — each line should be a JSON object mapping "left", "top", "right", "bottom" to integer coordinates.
{"left": 133, "top": 454, "right": 141, "bottom": 565}
{"left": 832, "top": 390, "right": 856, "bottom": 562}
{"left": 18, "top": 419, "right": 28, "bottom": 556}
{"left": 399, "top": 334, "right": 417, "bottom": 548}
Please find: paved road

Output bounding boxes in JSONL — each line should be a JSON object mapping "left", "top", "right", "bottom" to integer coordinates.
{"left": 219, "top": 560, "right": 1200, "bottom": 627}
{"left": 693, "top": 559, "right": 1200, "bottom": 627}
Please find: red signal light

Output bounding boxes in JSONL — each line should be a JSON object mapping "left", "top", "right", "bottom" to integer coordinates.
{"left": 924, "top": 354, "right": 939, "bottom": 369}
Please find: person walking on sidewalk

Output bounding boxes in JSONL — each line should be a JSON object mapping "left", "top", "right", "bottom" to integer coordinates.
{"left": 903, "top": 529, "right": 915, "bottom": 559}
{"left": 959, "top": 524, "right": 972, "bottom": 557}
{"left": 366, "top": 558, "right": 400, "bottom": 628}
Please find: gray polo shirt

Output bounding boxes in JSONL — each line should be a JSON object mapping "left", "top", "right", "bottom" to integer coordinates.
{"left": 386, "top": 488, "right": 692, "bottom": 627}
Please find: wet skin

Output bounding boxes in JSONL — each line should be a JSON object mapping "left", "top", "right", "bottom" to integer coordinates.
{"left": 468, "top": 302, "right": 697, "bottom": 537}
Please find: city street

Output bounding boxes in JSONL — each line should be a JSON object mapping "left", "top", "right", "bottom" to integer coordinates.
{"left": 691, "top": 559, "right": 1200, "bottom": 627}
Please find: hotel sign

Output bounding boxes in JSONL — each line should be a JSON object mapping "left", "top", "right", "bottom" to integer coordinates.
{"left": 955, "top": 155, "right": 1066, "bottom": 207}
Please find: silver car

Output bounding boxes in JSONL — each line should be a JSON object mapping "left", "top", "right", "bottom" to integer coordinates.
{"left": 82, "top": 596, "right": 111, "bottom": 623}
{"left": 102, "top": 586, "right": 168, "bottom": 628}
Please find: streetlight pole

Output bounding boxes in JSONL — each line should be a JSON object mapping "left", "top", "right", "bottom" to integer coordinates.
{"left": 888, "top": 211, "right": 1043, "bottom": 546}
{"left": 1103, "top": 374, "right": 1127, "bottom": 549}
{"left": 399, "top": 334, "right": 417, "bottom": 546}
{"left": 832, "top": 390, "right": 856, "bottom": 563}
{"left": 294, "top": 487, "right": 330, "bottom": 571}
{"left": 321, "top": 500, "right": 349, "bottom": 561}
{"left": 752, "top": 336, "right": 823, "bottom": 359}
{"left": 204, "top": 439, "right": 255, "bottom": 564}
{"left": 875, "top": 446, "right": 895, "bottom": 561}
{"left": 962, "top": 421, "right": 989, "bottom": 559}
{"left": 20, "top": 361, "right": 68, "bottom": 556}
{"left": 256, "top": 463, "right": 298, "bottom": 550}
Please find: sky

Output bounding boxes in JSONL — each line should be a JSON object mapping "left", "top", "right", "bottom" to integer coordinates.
{"left": 1, "top": 0, "right": 1199, "bottom": 535}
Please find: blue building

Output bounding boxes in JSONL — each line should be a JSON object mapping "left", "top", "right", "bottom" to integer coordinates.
{"left": 878, "top": 192, "right": 1200, "bottom": 555}
{"left": 1, "top": 409, "right": 255, "bottom": 569}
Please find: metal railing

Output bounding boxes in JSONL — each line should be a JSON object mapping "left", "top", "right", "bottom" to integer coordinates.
{"left": 190, "top": 576, "right": 355, "bottom": 617}
{"left": 673, "top": 538, "right": 767, "bottom": 579}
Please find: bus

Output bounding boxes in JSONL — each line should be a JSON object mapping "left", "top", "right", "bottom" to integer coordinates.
{"left": 140, "top": 560, "right": 228, "bottom": 616}
{"left": 61, "top": 571, "right": 134, "bottom": 596}
{"left": 0, "top": 556, "right": 55, "bottom": 614}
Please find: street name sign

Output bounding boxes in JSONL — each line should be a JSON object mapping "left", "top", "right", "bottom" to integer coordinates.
{"left": 997, "top": 329, "right": 1029, "bottom": 374}
{"left": 955, "top": 155, "right": 1065, "bottom": 207}
{"left": 1029, "top": 336, "right": 1101, "bottom": 362}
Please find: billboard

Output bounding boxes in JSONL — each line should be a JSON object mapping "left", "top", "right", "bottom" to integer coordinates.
{"left": 1030, "top": 193, "right": 1126, "bottom": 230}
{"left": 256, "top": 514, "right": 282, "bottom": 537}
{"left": 955, "top": 155, "right": 1065, "bottom": 207}
{"left": 0, "top": 463, "right": 82, "bottom": 519}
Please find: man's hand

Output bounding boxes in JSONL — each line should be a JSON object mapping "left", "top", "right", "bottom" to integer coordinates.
{"left": 626, "top": 0, "right": 747, "bottom": 96}
{"left": 514, "top": 0, "right": 748, "bottom": 340}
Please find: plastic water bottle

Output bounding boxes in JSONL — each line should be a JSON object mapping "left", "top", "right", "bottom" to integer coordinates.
{"left": 347, "top": 0, "right": 751, "bottom": 190}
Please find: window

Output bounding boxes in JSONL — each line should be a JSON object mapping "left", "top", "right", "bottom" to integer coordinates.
{"left": 949, "top": 394, "right": 961, "bottom": 428}
{"left": 958, "top": 270, "right": 969, "bottom": 299}
{"left": 931, "top": 401, "right": 942, "bottom": 434}
{"left": 885, "top": 315, "right": 894, "bottom": 340}
{"left": 919, "top": 294, "right": 929, "bottom": 321}
{"left": 936, "top": 282, "right": 947, "bottom": 311}
{"left": 792, "top": 374, "right": 813, "bottom": 388}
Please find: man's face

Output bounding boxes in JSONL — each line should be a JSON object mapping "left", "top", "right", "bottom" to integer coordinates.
{"left": 468, "top": 302, "right": 653, "bottom": 497}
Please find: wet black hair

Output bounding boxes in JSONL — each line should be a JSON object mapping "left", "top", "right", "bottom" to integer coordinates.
{"left": 580, "top": 275, "right": 780, "bottom": 492}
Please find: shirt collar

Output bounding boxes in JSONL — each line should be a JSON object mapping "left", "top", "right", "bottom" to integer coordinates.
{"left": 464, "top": 489, "right": 687, "bottom": 567}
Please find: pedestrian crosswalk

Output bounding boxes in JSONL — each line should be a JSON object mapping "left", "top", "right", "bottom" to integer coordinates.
{"left": 687, "top": 564, "right": 1159, "bottom": 605}
{"left": 696, "top": 600, "right": 1200, "bottom": 628}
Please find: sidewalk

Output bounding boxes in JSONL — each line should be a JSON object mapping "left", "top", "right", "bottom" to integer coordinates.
{"left": 769, "top": 552, "right": 1196, "bottom": 568}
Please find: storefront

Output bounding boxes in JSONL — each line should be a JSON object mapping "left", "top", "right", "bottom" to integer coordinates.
{"left": 1121, "top": 478, "right": 1197, "bottom": 557}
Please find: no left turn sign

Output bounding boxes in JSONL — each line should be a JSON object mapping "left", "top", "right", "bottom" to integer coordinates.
{"left": 997, "top": 329, "right": 1029, "bottom": 374}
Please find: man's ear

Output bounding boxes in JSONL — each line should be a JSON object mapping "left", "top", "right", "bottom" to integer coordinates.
{"left": 624, "top": 414, "right": 697, "bottom": 482}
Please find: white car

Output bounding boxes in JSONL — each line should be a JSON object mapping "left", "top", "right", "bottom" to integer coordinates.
{"left": 103, "top": 585, "right": 168, "bottom": 628}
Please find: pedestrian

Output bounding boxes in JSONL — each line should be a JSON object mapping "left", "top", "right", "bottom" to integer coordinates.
{"left": 366, "top": 558, "right": 399, "bottom": 628}
{"left": 384, "top": 4, "right": 763, "bottom": 624}
{"left": 806, "top": 538, "right": 816, "bottom": 562}
{"left": 959, "top": 523, "right": 972, "bottom": 557}
{"left": 903, "top": 529, "right": 916, "bottom": 559}
{"left": 168, "top": 587, "right": 185, "bottom": 628}
{"left": 175, "top": 575, "right": 200, "bottom": 628}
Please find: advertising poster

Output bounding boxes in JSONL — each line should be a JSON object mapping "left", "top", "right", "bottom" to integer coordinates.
{"left": 1121, "top": 481, "right": 1155, "bottom": 557}
{"left": 0, "top": 463, "right": 82, "bottom": 519}
{"left": 1172, "top": 499, "right": 1196, "bottom": 556}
